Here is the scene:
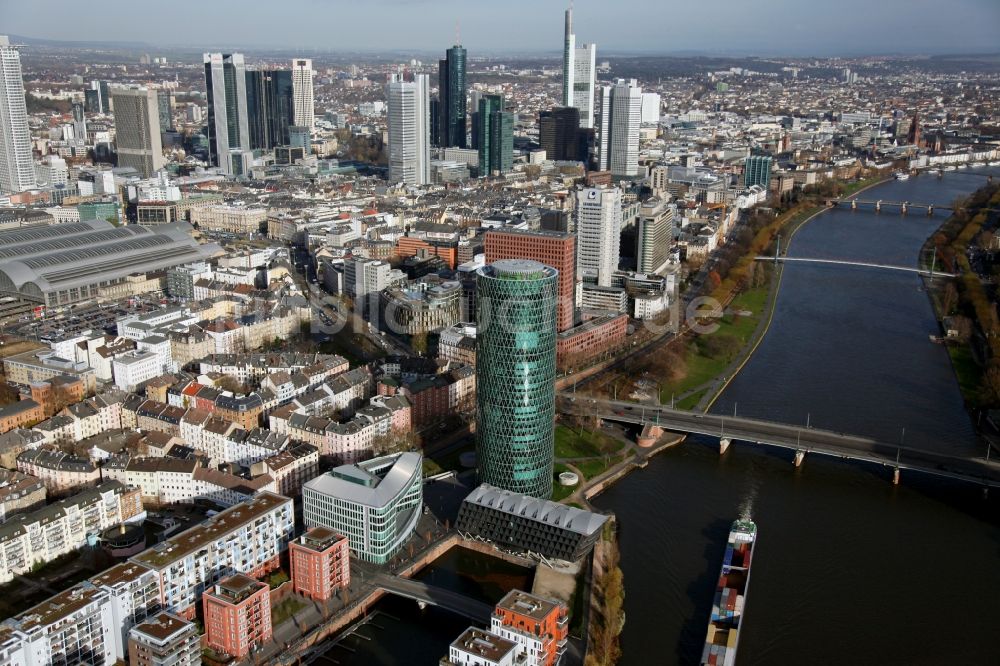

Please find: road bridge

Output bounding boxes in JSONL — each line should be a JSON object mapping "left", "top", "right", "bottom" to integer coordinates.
{"left": 372, "top": 573, "right": 493, "bottom": 623}
{"left": 753, "top": 256, "right": 956, "bottom": 277}
{"left": 560, "top": 395, "right": 1000, "bottom": 488}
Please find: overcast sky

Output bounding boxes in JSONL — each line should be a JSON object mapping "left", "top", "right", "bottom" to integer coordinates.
{"left": 2, "top": 0, "right": 998, "bottom": 55}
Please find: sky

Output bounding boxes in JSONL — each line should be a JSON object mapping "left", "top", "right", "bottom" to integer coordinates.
{"left": 2, "top": 0, "right": 998, "bottom": 56}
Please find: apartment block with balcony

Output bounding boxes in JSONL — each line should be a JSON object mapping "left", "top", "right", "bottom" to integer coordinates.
{"left": 290, "top": 527, "right": 351, "bottom": 601}
{"left": 128, "top": 612, "right": 201, "bottom": 666}
{"left": 203, "top": 574, "right": 272, "bottom": 660}
{"left": 491, "top": 591, "right": 569, "bottom": 666}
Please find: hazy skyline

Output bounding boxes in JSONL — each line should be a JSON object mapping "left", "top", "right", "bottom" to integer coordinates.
{"left": 2, "top": 0, "right": 999, "bottom": 56}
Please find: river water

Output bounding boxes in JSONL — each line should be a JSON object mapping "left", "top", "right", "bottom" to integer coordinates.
{"left": 594, "top": 167, "right": 1000, "bottom": 664}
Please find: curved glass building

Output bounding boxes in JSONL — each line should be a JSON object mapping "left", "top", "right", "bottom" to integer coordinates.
{"left": 476, "top": 259, "right": 558, "bottom": 499}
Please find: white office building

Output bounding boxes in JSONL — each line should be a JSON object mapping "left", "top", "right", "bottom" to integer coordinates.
{"left": 387, "top": 74, "right": 430, "bottom": 186}
{"left": 575, "top": 186, "right": 622, "bottom": 288}
{"left": 641, "top": 92, "right": 661, "bottom": 124}
{"left": 303, "top": 452, "right": 422, "bottom": 564}
{"left": 597, "top": 79, "right": 642, "bottom": 177}
{"left": 562, "top": 8, "right": 597, "bottom": 129}
{"left": 0, "top": 36, "right": 36, "bottom": 194}
{"left": 292, "top": 58, "right": 315, "bottom": 130}
{"left": 110, "top": 87, "right": 165, "bottom": 178}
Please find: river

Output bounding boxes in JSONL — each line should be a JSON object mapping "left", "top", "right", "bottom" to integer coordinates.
{"left": 594, "top": 166, "right": 1000, "bottom": 664}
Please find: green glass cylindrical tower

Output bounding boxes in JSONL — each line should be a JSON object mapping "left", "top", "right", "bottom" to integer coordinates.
{"left": 475, "top": 259, "right": 558, "bottom": 499}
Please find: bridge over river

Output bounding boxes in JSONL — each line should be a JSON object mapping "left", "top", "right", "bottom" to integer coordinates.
{"left": 560, "top": 395, "right": 1000, "bottom": 488}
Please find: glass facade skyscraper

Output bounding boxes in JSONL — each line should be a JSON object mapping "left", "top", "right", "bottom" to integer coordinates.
{"left": 476, "top": 259, "right": 558, "bottom": 499}
{"left": 203, "top": 52, "right": 249, "bottom": 174}
{"left": 476, "top": 94, "right": 513, "bottom": 176}
{"left": 437, "top": 45, "right": 467, "bottom": 148}
{"left": 743, "top": 154, "right": 773, "bottom": 188}
{"left": 245, "top": 69, "right": 294, "bottom": 150}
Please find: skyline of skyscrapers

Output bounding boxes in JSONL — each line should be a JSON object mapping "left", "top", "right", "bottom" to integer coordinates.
{"left": 576, "top": 185, "right": 622, "bottom": 287}
{"left": 563, "top": 7, "right": 597, "bottom": 130}
{"left": 110, "top": 86, "right": 165, "bottom": 178}
{"left": 204, "top": 52, "right": 250, "bottom": 175}
{"left": 476, "top": 259, "right": 558, "bottom": 499}
{"left": 387, "top": 73, "right": 430, "bottom": 186}
{"left": 292, "top": 58, "right": 315, "bottom": 130}
{"left": 0, "top": 36, "right": 36, "bottom": 194}
{"left": 437, "top": 45, "right": 467, "bottom": 148}
{"left": 597, "top": 78, "right": 642, "bottom": 177}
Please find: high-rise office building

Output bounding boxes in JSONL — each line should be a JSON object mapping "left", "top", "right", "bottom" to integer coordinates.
{"left": 85, "top": 79, "right": 111, "bottom": 114}
{"left": 156, "top": 91, "right": 174, "bottom": 132}
{"left": 476, "top": 259, "right": 558, "bottom": 499}
{"left": 292, "top": 58, "right": 314, "bottom": 130}
{"left": 562, "top": 8, "right": 597, "bottom": 129}
{"left": 0, "top": 36, "right": 36, "bottom": 194}
{"left": 539, "top": 107, "right": 583, "bottom": 162}
{"left": 636, "top": 198, "right": 674, "bottom": 275}
{"left": 484, "top": 229, "right": 576, "bottom": 333}
{"left": 71, "top": 101, "right": 87, "bottom": 142}
{"left": 245, "top": 69, "right": 294, "bottom": 150}
{"left": 203, "top": 52, "right": 249, "bottom": 175}
{"left": 476, "top": 94, "right": 512, "bottom": 176}
{"left": 387, "top": 73, "right": 430, "bottom": 185}
{"left": 743, "top": 154, "right": 773, "bottom": 188}
{"left": 110, "top": 87, "right": 165, "bottom": 178}
{"left": 597, "top": 79, "right": 642, "bottom": 177}
{"left": 437, "top": 45, "right": 467, "bottom": 148}
{"left": 576, "top": 186, "right": 622, "bottom": 287}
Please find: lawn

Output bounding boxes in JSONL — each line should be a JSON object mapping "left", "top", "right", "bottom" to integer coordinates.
{"left": 554, "top": 425, "right": 625, "bottom": 459}
{"left": 271, "top": 596, "right": 307, "bottom": 627}
{"left": 658, "top": 286, "right": 769, "bottom": 404}
{"left": 947, "top": 344, "right": 981, "bottom": 402}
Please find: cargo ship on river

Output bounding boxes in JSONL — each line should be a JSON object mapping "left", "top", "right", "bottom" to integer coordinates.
{"left": 700, "top": 518, "right": 757, "bottom": 666}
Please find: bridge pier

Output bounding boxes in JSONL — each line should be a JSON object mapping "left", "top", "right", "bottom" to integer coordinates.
{"left": 892, "top": 468, "right": 900, "bottom": 485}
{"left": 901, "top": 202, "right": 908, "bottom": 215}
{"left": 927, "top": 205, "right": 934, "bottom": 216}
{"left": 794, "top": 450, "right": 805, "bottom": 467}
{"left": 851, "top": 199, "right": 857, "bottom": 210}
{"left": 417, "top": 600, "right": 427, "bottom": 610}
{"left": 989, "top": 174, "right": 993, "bottom": 184}
{"left": 875, "top": 200, "right": 881, "bottom": 213}
{"left": 720, "top": 437, "right": 731, "bottom": 455}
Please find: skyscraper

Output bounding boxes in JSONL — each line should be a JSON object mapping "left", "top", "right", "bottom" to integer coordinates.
{"left": 539, "top": 107, "right": 582, "bottom": 162}
{"left": 437, "top": 45, "right": 467, "bottom": 148}
{"left": 597, "top": 79, "right": 642, "bottom": 177}
{"left": 636, "top": 198, "right": 674, "bottom": 275}
{"left": 203, "top": 53, "right": 250, "bottom": 175}
{"left": 291, "top": 59, "right": 314, "bottom": 130}
{"left": 387, "top": 73, "right": 430, "bottom": 186}
{"left": 476, "top": 259, "right": 558, "bottom": 499}
{"left": 156, "top": 90, "right": 174, "bottom": 132}
{"left": 0, "top": 36, "right": 36, "bottom": 194}
{"left": 743, "top": 154, "right": 773, "bottom": 189}
{"left": 476, "top": 95, "right": 512, "bottom": 176}
{"left": 562, "top": 7, "right": 597, "bottom": 129}
{"left": 71, "top": 101, "right": 87, "bottom": 143}
{"left": 484, "top": 229, "right": 576, "bottom": 333}
{"left": 245, "top": 69, "right": 294, "bottom": 150}
{"left": 110, "top": 87, "right": 165, "bottom": 178}
{"left": 576, "top": 186, "right": 622, "bottom": 287}
{"left": 85, "top": 80, "right": 111, "bottom": 114}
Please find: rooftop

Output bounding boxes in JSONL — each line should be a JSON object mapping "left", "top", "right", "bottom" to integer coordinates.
{"left": 496, "top": 590, "right": 564, "bottom": 622}
{"left": 462, "top": 484, "right": 608, "bottom": 537}
{"left": 130, "top": 611, "right": 195, "bottom": 643}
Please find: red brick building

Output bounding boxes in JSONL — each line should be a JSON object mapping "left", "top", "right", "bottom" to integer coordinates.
{"left": 555, "top": 313, "right": 629, "bottom": 371}
{"left": 203, "top": 574, "right": 272, "bottom": 660}
{"left": 491, "top": 590, "right": 569, "bottom": 666}
{"left": 484, "top": 229, "right": 576, "bottom": 333}
{"left": 289, "top": 526, "right": 351, "bottom": 601}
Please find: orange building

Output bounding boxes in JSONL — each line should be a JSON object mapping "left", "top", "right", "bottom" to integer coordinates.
{"left": 395, "top": 236, "right": 458, "bottom": 269}
{"left": 491, "top": 590, "right": 569, "bottom": 666}
{"left": 203, "top": 574, "right": 272, "bottom": 660}
{"left": 0, "top": 398, "right": 44, "bottom": 434}
{"left": 289, "top": 526, "right": 351, "bottom": 601}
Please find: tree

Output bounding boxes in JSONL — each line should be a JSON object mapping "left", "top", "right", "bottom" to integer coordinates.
{"left": 941, "top": 282, "right": 958, "bottom": 316}
{"left": 411, "top": 331, "right": 428, "bottom": 356}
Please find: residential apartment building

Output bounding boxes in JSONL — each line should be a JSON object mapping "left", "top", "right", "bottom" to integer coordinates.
{"left": 129, "top": 492, "right": 293, "bottom": 618}
{"left": 128, "top": 612, "right": 201, "bottom": 666}
{"left": 202, "top": 574, "right": 271, "bottom": 660}
{"left": 491, "top": 591, "right": 569, "bottom": 666}
{"left": 289, "top": 527, "right": 351, "bottom": 602}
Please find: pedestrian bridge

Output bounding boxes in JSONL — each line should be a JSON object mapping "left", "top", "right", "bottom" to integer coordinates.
{"left": 560, "top": 396, "right": 1000, "bottom": 488}
{"left": 373, "top": 574, "right": 493, "bottom": 623}
{"left": 754, "top": 256, "right": 956, "bottom": 277}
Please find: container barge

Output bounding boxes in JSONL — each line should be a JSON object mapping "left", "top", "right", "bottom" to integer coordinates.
{"left": 700, "top": 518, "right": 757, "bottom": 666}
